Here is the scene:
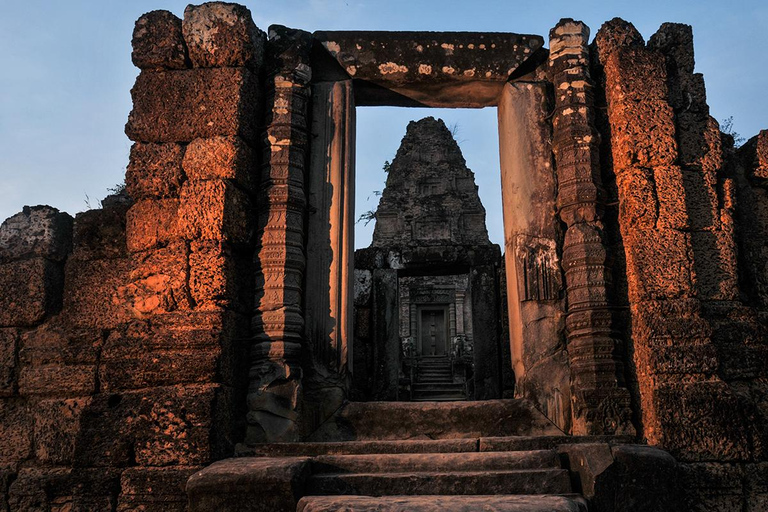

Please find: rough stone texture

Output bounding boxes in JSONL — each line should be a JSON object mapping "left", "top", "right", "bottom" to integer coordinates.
{"left": 183, "top": 3, "right": 266, "bottom": 69}
{"left": 125, "top": 198, "right": 180, "bottom": 252}
{"left": 0, "top": 258, "right": 64, "bottom": 327}
{"left": 372, "top": 118, "right": 491, "bottom": 248}
{"left": 132, "top": 10, "right": 189, "bottom": 70}
{"left": 125, "top": 67, "right": 260, "bottom": 144}
{"left": 183, "top": 136, "right": 257, "bottom": 191}
{"left": 0, "top": 206, "right": 73, "bottom": 263}
{"left": 119, "top": 466, "right": 201, "bottom": 512}
{"left": 125, "top": 142, "right": 186, "bottom": 200}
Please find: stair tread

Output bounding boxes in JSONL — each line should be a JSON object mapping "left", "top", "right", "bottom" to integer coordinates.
{"left": 311, "top": 450, "right": 560, "bottom": 473}
{"left": 307, "top": 468, "right": 572, "bottom": 496}
{"left": 297, "top": 494, "right": 588, "bottom": 512}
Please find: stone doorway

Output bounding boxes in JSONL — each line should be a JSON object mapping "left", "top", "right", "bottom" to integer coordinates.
{"left": 417, "top": 306, "right": 448, "bottom": 357}
{"left": 302, "top": 27, "right": 609, "bottom": 432}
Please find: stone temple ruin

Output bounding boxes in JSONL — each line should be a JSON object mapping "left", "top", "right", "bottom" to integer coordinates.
{"left": 353, "top": 117, "right": 504, "bottom": 403}
{"left": 0, "top": 2, "right": 767, "bottom": 511}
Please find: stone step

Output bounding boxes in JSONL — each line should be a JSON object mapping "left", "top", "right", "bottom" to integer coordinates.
{"left": 412, "top": 383, "right": 465, "bottom": 390}
{"left": 238, "top": 435, "right": 633, "bottom": 458}
{"left": 297, "top": 494, "right": 589, "bottom": 512}
{"left": 239, "top": 439, "right": 479, "bottom": 457}
{"left": 306, "top": 468, "right": 572, "bottom": 496}
{"left": 410, "top": 396, "right": 467, "bottom": 402}
{"left": 415, "top": 378, "right": 455, "bottom": 384}
{"left": 307, "top": 400, "right": 564, "bottom": 442}
{"left": 411, "top": 390, "right": 466, "bottom": 400}
{"left": 311, "top": 450, "right": 560, "bottom": 474}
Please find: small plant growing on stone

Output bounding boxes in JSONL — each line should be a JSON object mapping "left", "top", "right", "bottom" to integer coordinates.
{"left": 721, "top": 116, "right": 746, "bottom": 147}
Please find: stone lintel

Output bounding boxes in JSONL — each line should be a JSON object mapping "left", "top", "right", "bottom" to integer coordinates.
{"left": 312, "top": 31, "right": 545, "bottom": 107}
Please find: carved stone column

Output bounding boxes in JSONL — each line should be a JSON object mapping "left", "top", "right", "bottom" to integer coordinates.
{"left": 549, "top": 19, "right": 634, "bottom": 435}
{"left": 247, "top": 26, "right": 312, "bottom": 443}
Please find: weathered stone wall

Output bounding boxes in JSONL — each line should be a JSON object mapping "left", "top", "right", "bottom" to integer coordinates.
{"left": 595, "top": 18, "right": 768, "bottom": 510}
{"left": 0, "top": 4, "right": 265, "bottom": 509}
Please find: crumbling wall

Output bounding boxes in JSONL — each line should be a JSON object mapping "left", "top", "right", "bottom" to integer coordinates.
{"left": 0, "top": 4, "right": 264, "bottom": 510}
{"left": 595, "top": 18, "right": 768, "bottom": 510}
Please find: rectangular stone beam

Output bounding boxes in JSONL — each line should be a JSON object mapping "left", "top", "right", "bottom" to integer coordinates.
{"left": 313, "top": 31, "right": 545, "bottom": 107}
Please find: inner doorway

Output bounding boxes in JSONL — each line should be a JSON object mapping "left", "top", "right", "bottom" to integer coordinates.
{"left": 418, "top": 306, "right": 448, "bottom": 356}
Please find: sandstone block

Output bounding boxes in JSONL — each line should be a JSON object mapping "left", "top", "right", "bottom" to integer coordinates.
{"left": 615, "top": 166, "right": 658, "bottom": 228}
{"left": 125, "top": 67, "right": 259, "bottom": 144}
{"left": 0, "top": 205, "right": 73, "bottom": 263}
{"left": 118, "top": 466, "right": 200, "bottom": 512}
{"left": 187, "top": 457, "right": 311, "bottom": 512}
{"left": 34, "top": 397, "right": 91, "bottom": 465}
{"left": 690, "top": 229, "right": 739, "bottom": 301}
{"left": 120, "top": 241, "right": 191, "bottom": 317}
{"left": 133, "top": 384, "right": 233, "bottom": 466}
{"left": 0, "top": 329, "right": 18, "bottom": 396}
{"left": 608, "top": 99, "right": 677, "bottom": 171}
{"left": 183, "top": 3, "right": 265, "bottom": 69}
{"left": 190, "top": 240, "right": 251, "bottom": 312}
{"left": 648, "top": 22, "right": 695, "bottom": 74}
{"left": 8, "top": 467, "right": 121, "bottom": 511}
{"left": 653, "top": 165, "right": 690, "bottom": 230}
{"left": 125, "top": 198, "right": 180, "bottom": 252}
{"left": 653, "top": 381, "right": 752, "bottom": 461}
{"left": 0, "top": 258, "right": 63, "bottom": 327}
{"left": 679, "top": 462, "right": 745, "bottom": 512}
{"left": 677, "top": 113, "right": 724, "bottom": 171}
{"left": 624, "top": 228, "right": 694, "bottom": 301}
{"left": 183, "top": 136, "right": 257, "bottom": 190}
{"left": 99, "top": 325, "right": 220, "bottom": 391}
{"left": 0, "top": 399, "right": 32, "bottom": 463}
{"left": 126, "top": 142, "right": 186, "bottom": 200}
{"left": 178, "top": 180, "right": 253, "bottom": 243}
{"left": 604, "top": 47, "right": 668, "bottom": 101}
{"left": 73, "top": 392, "right": 143, "bottom": 467}
{"left": 593, "top": 18, "right": 644, "bottom": 66}
{"left": 61, "top": 257, "right": 132, "bottom": 328}
{"left": 71, "top": 202, "right": 130, "bottom": 260}
{"left": 132, "top": 10, "right": 188, "bottom": 70}
{"left": 18, "top": 325, "right": 101, "bottom": 396}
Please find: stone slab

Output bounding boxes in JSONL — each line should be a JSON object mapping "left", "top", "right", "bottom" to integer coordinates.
{"left": 313, "top": 31, "right": 544, "bottom": 107}
{"left": 308, "top": 400, "right": 563, "bottom": 442}
{"left": 306, "top": 468, "right": 571, "bottom": 496}
{"left": 310, "top": 451, "right": 559, "bottom": 474}
{"left": 297, "top": 495, "right": 588, "bottom": 512}
{"left": 241, "top": 439, "right": 479, "bottom": 457}
{"left": 187, "top": 457, "right": 310, "bottom": 512}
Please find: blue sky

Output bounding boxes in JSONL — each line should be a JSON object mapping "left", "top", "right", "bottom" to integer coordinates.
{"left": 1, "top": 1, "right": 766, "bottom": 248}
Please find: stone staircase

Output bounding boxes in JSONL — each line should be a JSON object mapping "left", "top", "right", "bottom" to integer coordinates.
{"left": 187, "top": 400, "right": 676, "bottom": 511}
{"left": 412, "top": 356, "right": 466, "bottom": 401}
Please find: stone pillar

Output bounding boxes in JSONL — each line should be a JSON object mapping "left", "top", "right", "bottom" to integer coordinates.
{"left": 548, "top": 19, "right": 634, "bottom": 435}
{"left": 247, "top": 26, "right": 312, "bottom": 443}
{"left": 470, "top": 265, "right": 501, "bottom": 399}
{"left": 305, "top": 80, "right": 356, "bottom": 375}
{"left": 455, "top": 292, "right": 465, "bottom": 335}
{"left": 498, "top": 80, "right": 570, "bottom": 431}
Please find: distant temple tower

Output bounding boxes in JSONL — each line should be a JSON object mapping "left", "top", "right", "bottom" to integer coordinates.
{"left": 353, "top": 117, "right": 504, "bottom": 401}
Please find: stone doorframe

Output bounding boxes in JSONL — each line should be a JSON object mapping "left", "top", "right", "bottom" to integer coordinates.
{"left": 249, "top": 21, "right": 635, "bottom": 441}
